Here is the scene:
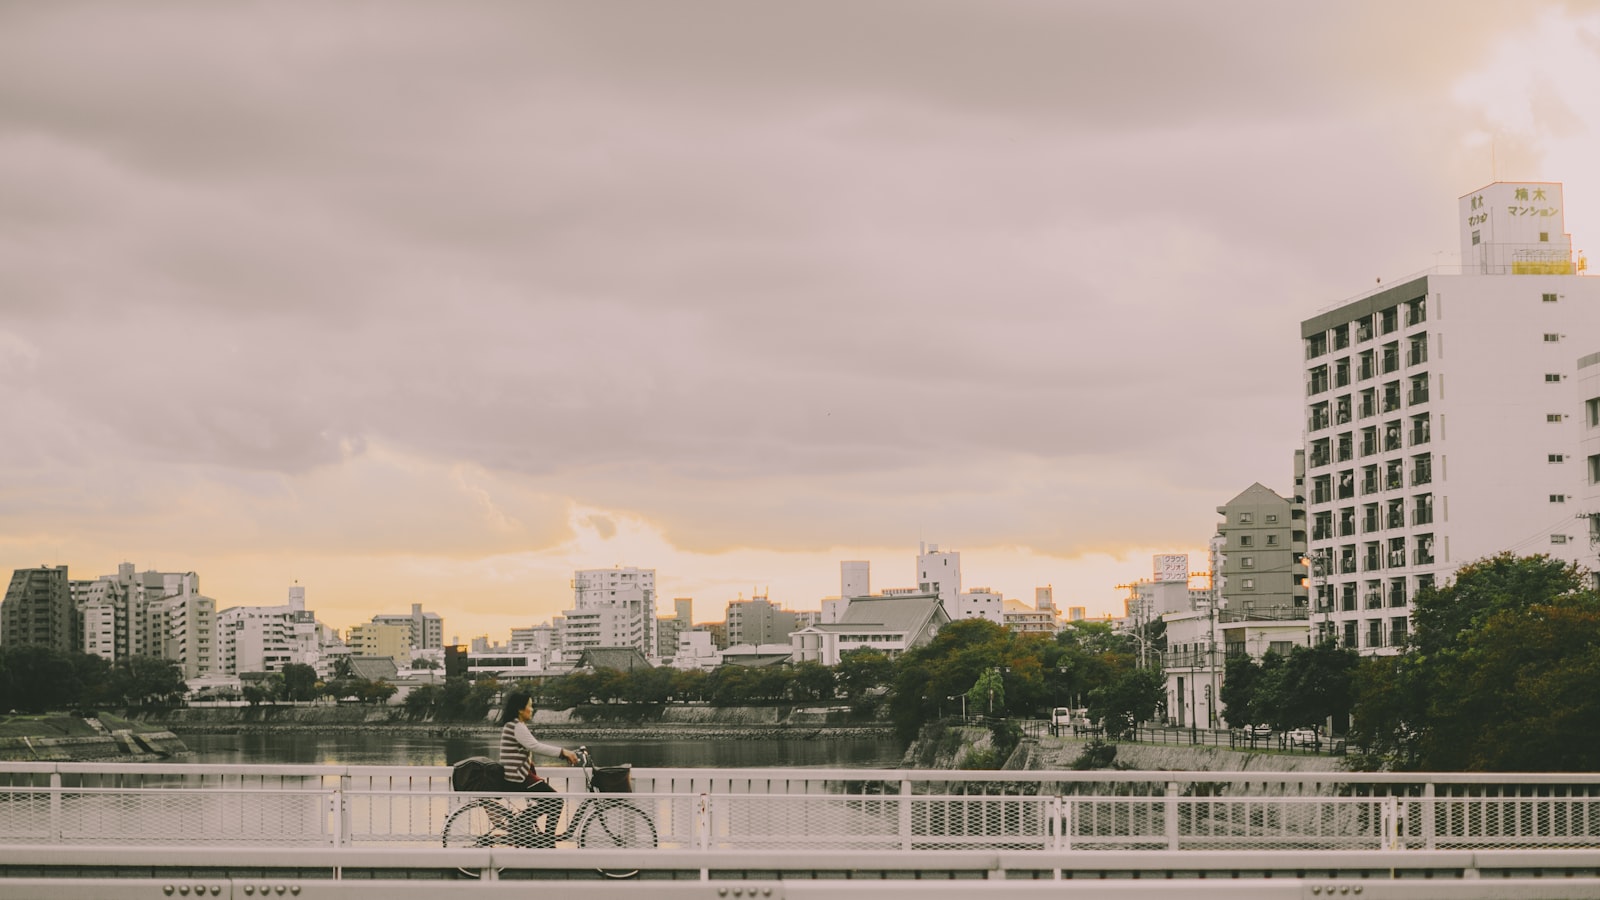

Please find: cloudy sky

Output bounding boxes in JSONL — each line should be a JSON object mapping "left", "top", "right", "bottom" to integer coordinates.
{"left": 4, "top": 1, "right": 1600, "bottom": 640}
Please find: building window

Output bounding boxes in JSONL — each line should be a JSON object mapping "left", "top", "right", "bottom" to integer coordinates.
{"left": 1550, "top": 454, "right": 1566, "bottom": 463}
{"left": 1540, "top": 233, "right": 1550, "bottom": 243}
{"left": 1241, "top": 556, "right": 1255, "bottom": 569}
{"left": 1588, "top": 398, "right": 1600, "bottom": 427}
{"left": 1550, "top": 494, "right": 1567, "bottom": 503}
{"left": 1552, "top": 534, "right": 1569, "bottom": 545}
{"left": 1545, "top": 333, "right": 1562, "bottom": 342}
{"left": 1266, "top": 534, "right": 1279, "bottom": 546}
{"left": 1543, "top": 292, "right": 1558, "bottom": 302}
{"left": 1265, "top": 513, "right": 1278, "bottom": 524}
{"left": 1239, "top": 535, "right": 1253, "bottom": 547}
{"left": 1548, "top": 414, "right": 1565, "bottom": 423}
{"left": 1546, "top": 373, "right": 1563, "bottom": 383}
{"left": 1471, "top": 230, "right": 1480, "bottom": 245}
{"left": 1241, "top": 578, "right": 1255, "bottom": 590}
{"left": 1239, "top": 513, "right": 1253, "bottom": 524}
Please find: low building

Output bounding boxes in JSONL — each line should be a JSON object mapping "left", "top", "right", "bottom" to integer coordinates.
{"left": 789, "top": 593, "right": 950, "bottom": 666}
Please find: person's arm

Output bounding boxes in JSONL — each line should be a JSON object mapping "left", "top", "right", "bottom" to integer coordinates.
{"left": 513, "top": 722, "right": 578, "bottom": 764}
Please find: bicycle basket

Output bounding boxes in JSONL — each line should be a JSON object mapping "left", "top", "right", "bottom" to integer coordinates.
{"left": 591, "top": 764, "right": 632, "bottom": 793}
{"left": 451, "top": 756, "right": 506, "bottom": 792}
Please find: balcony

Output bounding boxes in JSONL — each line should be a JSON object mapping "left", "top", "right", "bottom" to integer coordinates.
{"left": 1410, "top": 425, "right": 1430, "bottom": 446}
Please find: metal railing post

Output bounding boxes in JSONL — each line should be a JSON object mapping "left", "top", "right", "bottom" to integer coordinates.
{"left": 336, "top": 774, "right": 351, "bottom": 847}
{"left": 1381, "top": 796, "right": 1399, "bottom": 850}
{"left": 899, "top": 779, "right": 912, "bottom": 851}
{"left": 1165, "top": 781, "right": 1179, "bottom": 851}
{"left": 1421, "top": 782, "right": 1436, "bottom": 850}
{"left": 697, "top": 792, "right": 711, "bottom": 852}
{"left": 49, "top": 772, "right": 62, "bottom": 843}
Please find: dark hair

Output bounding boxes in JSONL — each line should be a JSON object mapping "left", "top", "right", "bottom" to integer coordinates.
{"left": 499, "top": 690, "right": 533, "bottom": 726}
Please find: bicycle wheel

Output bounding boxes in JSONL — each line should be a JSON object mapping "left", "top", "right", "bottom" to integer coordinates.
{"left": 443, "top": 798, "right": 512, "bottom": 877}
{"left": 577, "top": 799, "right": 656, "bottom": 878}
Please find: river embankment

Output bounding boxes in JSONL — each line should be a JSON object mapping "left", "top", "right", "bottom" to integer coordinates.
{"left": 903, "top": 724, "right": 1347, "bottom": 773}
{"left": 0, "top": 713, "right": 187, "bottom": 762}
{"left": 139, "top": 703, "right": 897, "bottom": 744}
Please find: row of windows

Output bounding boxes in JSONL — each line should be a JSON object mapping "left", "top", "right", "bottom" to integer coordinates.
{"left": 1309, "top": 417, "right": 1435, "bottom": 467}
{"left": 1309, "top": 454, "right": 1434, "bottom": 503}
{"left": 1232, "top": 512, "right": 1280, "bottom": 525}
{"left": 1304, "top": 533, "right": 1437, "bottom": 576}
{"left": 1322, "top": 617, "right": 1411, "bottom": 650}
{"left": 1307, "top": 336, "right": 1429, "bottom": 396}
{"left": 1311, "top": 494, "right": 1435, "bottom": 540}
{"left": 1305, "top": 298, "right": 1427, "bottom": 360}
{"left": 1308, "top": 381, "right": 1430, "bottom": 432}
{"left": 1312, "top": 574, "right": 1434, "bottom": 608}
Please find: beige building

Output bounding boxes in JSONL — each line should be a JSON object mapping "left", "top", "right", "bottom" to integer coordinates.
{"left": 348, "top": 621, "right": 412, "bottom": 660}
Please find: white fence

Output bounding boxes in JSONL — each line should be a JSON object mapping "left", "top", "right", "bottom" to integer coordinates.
{"left": 1, "top": 763, "right": 1598, "bottom": 853}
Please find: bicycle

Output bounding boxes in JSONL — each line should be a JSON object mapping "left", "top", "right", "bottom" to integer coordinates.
{"left": 442, "top": 746, "right": 658, "bottom": 878}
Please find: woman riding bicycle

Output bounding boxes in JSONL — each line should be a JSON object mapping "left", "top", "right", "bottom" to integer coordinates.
{"left": 498, "top": 690, "right": 579, "bottom": 846}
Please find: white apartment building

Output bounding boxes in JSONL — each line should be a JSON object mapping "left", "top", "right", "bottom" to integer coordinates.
{"left": 954, "top": 587, "right": 1004, "bottom": 624}
{"left": 215, "top": 587, "right": 323, "bottom": 675}
{"left": 916, "top": 543, "right": 961, "bottom": 611}
{"left": 1301, "top": 181, "right": 1600, "bottom": 653}
{"left": 560, "top": 567, "right": 657, "bottom": 663}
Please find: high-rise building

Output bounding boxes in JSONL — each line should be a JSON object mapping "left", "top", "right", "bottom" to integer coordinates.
{"left": 841, "top": 561, "right": 870, "bottom": 600}
{"left": 1, "top": 566, "right": 73, "bottom": 652}
{"left": 655, "top": 598, "right": 693, "bottom": 659}
{"left": 916, "top": 543, "right": 961, "bottom": 613}
{"left": 216, "top": 586, "right": 323, "bottom": 675}
{"left": 371, "top": 603, "right": 444, "bottom": 652}
{"left": 560, "top": 567, "right": 657, "bottom": 662}
{"left": 1301, "top": 181, "right": 1600, "bottom": 653}
{"left": 725, "top": 594, "right": 800, "bottom": 646}
{"left": 1215, "top": 478, "right": 1308, "bottom": 617}
{"left": 348, "top": 621, "right": 412, "bottom": 660}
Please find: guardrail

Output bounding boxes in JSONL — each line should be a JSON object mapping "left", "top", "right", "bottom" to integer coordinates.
{"left": 6, "top": 845, "right": 1600, "bottom": 897}
{"left": 2, "top": 764, "right": 1598, "bottom": 854}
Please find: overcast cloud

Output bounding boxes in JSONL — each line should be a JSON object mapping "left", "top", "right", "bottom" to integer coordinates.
{"left": 4, "top": 1, "right": 1599, "bottom": 636}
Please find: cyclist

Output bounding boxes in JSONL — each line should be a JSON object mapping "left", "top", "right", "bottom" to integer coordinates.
{"left": 498, "top": 690, "right": 579, "bottom": 846}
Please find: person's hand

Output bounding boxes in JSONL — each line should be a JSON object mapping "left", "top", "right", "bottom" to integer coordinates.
{"left": 563, "top": 749, "right": 578, "bottom": 765}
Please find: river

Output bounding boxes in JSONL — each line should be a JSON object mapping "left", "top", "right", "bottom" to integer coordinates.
{"left": 179, "top": 730, "right": 908, "bottom": 768}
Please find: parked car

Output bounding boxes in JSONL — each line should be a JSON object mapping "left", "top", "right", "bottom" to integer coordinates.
{"left": 1286, "top": 728, "right": 1321, "bottom": 749}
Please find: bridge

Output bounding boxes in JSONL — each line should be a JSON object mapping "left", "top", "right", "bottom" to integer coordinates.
{"left": 2, "top": 762, "right": 1599, "bottom": 897}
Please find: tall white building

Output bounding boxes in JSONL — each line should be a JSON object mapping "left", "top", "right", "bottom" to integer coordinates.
{"left": 560, "top": 567, "right": 657, "bottom": 662}
{"left": 215, "top": 586, "right": 322, "bottom": 675}
{"left": 916, "top": 543, "right": 961, "bottom": 612}
{"left": 1301, "top": 181, "right": 1600, "bottom": 653}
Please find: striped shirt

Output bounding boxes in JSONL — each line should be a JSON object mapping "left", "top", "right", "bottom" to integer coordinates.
{"left": 499, "top": 721, "right": 565, "bottom": 785}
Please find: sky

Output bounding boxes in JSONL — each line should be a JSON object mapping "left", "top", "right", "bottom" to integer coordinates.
{"left": 5, "top": 1, "right": 1600, "bottom": 641}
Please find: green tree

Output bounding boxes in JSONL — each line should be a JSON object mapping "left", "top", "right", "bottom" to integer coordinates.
{"left": 1086, "top": 667, "right": 1164, "bottom": 738}
{"left": 357, "top": 679, "right": 398, "bottom": 705}
{"left": 403, "top": 683, "right": 442, "bottom": 719}
{"left": 111, "top": 656, "right": 187, "bottom": 707}
{"left": 967, "top": 667, "right": 1006, "bottom": 717}
{"left": 1352, "top": 553, "right": 1600, "bottom": 771}
{"left": 280, "top": 664, "right": 319, "bottom": 702}
{"left": 788, "top": 661, "right": 836, "bottom": 702}
{"left": 0, "top": 646, "right": 81, "bottom": 713}
{"left": 835, "top": 648, "right": 894, "bottom": 700}
{"left": 669, "top": 668, "right": 709, "bottom": 702}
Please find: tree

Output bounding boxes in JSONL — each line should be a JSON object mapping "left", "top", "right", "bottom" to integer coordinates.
{"left": 1352, "top": 553, "right": 1600, "bottom": 771}
{"left": 788, "top": 661, "right": 836, "bottom": 702}
{"left": 835, "top": 648, "right": 893, "bottom": 700}
{"left": 967, "top": 667, "right": 1006, "bottom": 716}
{"left": 1086, "top": 668, "right": 1164, "bottom": 738}
{"left": 0, "top": 646, "right": 82, "bottom": 713}
{"left": 111, "top": 656, "right": 187, "bottom": 706}
{"left": 280, "top": 664, "right": 319, "bottom": 702}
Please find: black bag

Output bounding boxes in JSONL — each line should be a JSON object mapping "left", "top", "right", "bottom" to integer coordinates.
{"left": 451, "top": 756, "right": 506, "bottom": 792}
{"left": 591, "top": 764, "right": 632, "bottom": 793}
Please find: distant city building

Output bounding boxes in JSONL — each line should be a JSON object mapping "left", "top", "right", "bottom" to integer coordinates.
{"left": 1035, "top": 586, "right": 1055, "bottom": 613}
{"left": 655, "top": 598, "right": 693, "bottom": 660}
{"left": 789, "top": 592, "right": 951, "bottom": 666}
{"left": 1, "top": 565, "right": 73, "bottom": 653}
{"left": 1002, "top": 598, "right": 1055, "bottom": 634}
{"left": 1216, "top": 475, "right": 1309, "bottom": 617}
{"left": 669, "top": 630, "right": 721, "bottom": 670}
{"left": 954, "top": 587, "right": 1004, "bottom": 625}
{"left": 1301, "top": 181, "right": 1600, "bottom": 653}
{"left": 560, "top": 567, "right": 657, "bottom": 662}
{"left": 1065, "top": 606, "right": 1087, "bottom": 622}
{"left": 371, "top": 603, "right": 443, "bottom": 652}
{"left": 725, "top": 594, "right": 801, "bottom": 646}
{"left": 916, "top": 543, "right": 961, "bottom": 612}
{"left": 841, "top": 560, "right": 870, "bottom": 600}
{"left": 216, "top": 586, "right": 323, "bottom": 675}
{"left": 348, "top": 621, "right": 412, "bottom": 660}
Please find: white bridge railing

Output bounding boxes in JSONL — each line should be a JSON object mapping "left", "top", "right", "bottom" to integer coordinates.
{"left": 1, "top": 763, "right": 1598, "bottom": 853}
